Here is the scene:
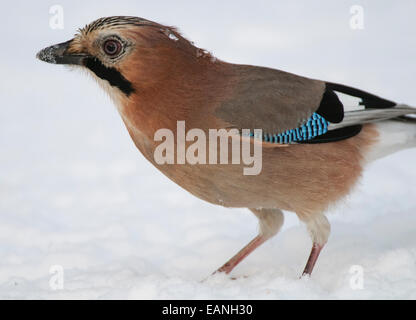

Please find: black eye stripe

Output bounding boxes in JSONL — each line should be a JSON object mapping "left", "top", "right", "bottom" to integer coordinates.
{"left": 84, "top": 57, "right": 134, "bottom": 96}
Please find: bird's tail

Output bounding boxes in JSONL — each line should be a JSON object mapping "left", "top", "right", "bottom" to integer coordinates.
{"left": 364, "top": 118, "right": 416, "bottom": 162}
{"left": 318, "top": 83, "right": 416, "bottom": 153}
{"left": 335, "top": 103, "right": 416, "bottom": 163}
{"left": 329, "top": 104, "right": 416, "bottom": 130}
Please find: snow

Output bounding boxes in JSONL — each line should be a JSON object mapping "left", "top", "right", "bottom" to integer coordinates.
{"left": 1, "top": 0, "right": 416, "bottom": 299}
{"left": 168, "top": 33, "right": 179, "bottom": 42}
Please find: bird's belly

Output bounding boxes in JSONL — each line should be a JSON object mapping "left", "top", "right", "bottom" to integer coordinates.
{"left": 135, "top": 125, "right": 377, "bottom": 215}
{"left": 153, "top": 139, "right": 368, "bottom": 214}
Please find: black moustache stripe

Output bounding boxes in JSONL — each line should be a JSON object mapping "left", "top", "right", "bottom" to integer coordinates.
{"left": 84, "top": 57, "right": 134, "bottom": 96}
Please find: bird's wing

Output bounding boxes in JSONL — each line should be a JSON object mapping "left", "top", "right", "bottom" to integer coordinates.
{"left": 215, "top": 65, "right": 414, "bottom": 144}
{"left": 215, "top": 65, "right": 331, "bottom": 134}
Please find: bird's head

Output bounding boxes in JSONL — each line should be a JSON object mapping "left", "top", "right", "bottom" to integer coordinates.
{"left": 36, "top": 16, "right": 210, "bottom": 106}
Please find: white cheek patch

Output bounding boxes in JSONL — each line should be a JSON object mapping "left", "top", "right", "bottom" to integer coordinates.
{"left": 71, "top": 65, "right": 128, "bottom": 113}
{"left": 91, "top": 71, "right": 126, "bottom": 111}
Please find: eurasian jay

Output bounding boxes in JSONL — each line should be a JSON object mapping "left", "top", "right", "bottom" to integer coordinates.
{"left": 37, "top": 16, "right": 416, "bottom": 276}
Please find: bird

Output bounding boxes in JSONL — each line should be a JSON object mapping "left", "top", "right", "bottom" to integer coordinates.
{"left": 36, "top": 16, "right": 416, "bottom": 277}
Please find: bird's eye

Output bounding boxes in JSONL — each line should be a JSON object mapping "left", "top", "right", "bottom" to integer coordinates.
{"left": 103, "top": 39, "right": 122, "bottom": 57}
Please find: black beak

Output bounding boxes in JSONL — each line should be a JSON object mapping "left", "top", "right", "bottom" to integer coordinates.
{"left": 36, "top": 40, "right": 88, "bottom": 65}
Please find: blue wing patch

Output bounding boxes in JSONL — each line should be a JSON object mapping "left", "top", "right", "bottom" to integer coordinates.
{"left": 247, "top": 113, "right": 329, "bottom": 144}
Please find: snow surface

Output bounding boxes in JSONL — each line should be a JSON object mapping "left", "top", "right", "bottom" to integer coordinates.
{"left": 1, "top": 1, "right": 416, "bottom": 299}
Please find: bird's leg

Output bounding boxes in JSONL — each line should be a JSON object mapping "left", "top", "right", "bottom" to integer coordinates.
{"left": 302, "top": 243, "right": 324, "bottom": 276}
{"left": 216, "top": 235, "right": 267, "bottom": 274}
{"left": 214, "top": 208, "right": 284, "bottom": 275}
{"left": 297, "top": 213, "right": 330, "bottom": 276}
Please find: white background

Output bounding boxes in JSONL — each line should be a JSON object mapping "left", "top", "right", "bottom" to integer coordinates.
{"left": 0, "top": 0, "right": 415, "bottom": 298}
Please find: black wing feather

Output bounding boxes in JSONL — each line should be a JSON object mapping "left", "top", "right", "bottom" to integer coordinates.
{"left": 326, "top": 82, "right": 396, "bottom": 108}
{"left": 316, "top": 86, "right": 344, "bottom": 123}
{"left": 307, "top": 82, "right": 397, "bottom": 143}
